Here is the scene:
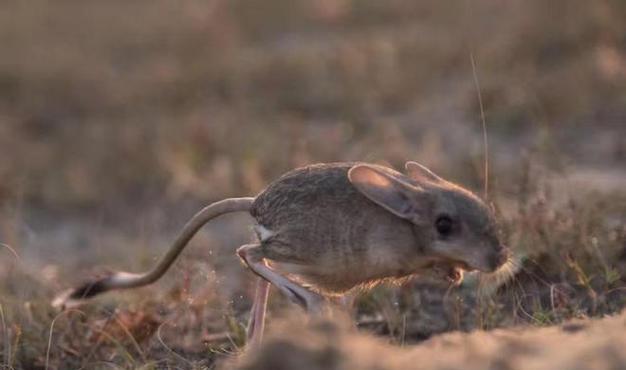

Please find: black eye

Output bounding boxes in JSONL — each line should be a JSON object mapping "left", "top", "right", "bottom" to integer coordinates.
{"left": 435, "top": 215, "right": 454, "bottom": 236}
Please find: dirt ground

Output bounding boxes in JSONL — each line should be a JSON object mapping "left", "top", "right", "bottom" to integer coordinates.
{"left": 232, "top": 309, "right": 626, "bottom": 370}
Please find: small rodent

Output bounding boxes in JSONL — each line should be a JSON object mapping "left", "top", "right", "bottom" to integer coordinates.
{"left": 53, "top": 161, "right": 509, "bottom": 346}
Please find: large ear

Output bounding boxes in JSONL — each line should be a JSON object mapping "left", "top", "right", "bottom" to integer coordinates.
{"left": 348, "top": 164, "right": 426, "bottom": 221}
{"left": 404, "top": 161, "right": 444, "bottom": 184}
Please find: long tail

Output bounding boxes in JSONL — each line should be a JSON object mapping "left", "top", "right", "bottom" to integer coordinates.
{"left": 52, "top": 197, "right": 255, "bottom": 308}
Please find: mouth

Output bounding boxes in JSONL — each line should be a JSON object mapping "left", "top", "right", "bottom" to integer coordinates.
{"left": 431, "top": 261, "right": 472, "bottom": 285}
{"left": 464, "top": 252, "right": 510, "bottom": 274}
{"left": 445, "top": 266, "right": 463, "bottom": 285}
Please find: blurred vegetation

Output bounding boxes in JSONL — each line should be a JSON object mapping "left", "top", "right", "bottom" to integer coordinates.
{"left": 1, "top": 0, "right": 624, "bottom": 208}
{"left": 0, "top": 0, "right": 625, "bottom": 369}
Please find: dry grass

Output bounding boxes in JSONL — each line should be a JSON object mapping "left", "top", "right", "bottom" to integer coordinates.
{"left": 0, "top": 0, "right": 625, "bottom": 369}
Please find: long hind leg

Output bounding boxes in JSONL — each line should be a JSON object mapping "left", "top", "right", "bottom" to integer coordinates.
{"left": 245, "top": 276, "right": 270, "bottom": 347}
{"left": 237, "top": 244, "right": 324, "bottom": 312}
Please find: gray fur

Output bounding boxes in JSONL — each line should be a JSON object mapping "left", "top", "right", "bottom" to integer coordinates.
{"left": 54, "top": 161, "right": 507, "bottom": 317}
{"left": 249, "top": 162, "right": 507, "bottom": 294}
{"left": 53, "top": 160, "right": 509, "bottom": 348}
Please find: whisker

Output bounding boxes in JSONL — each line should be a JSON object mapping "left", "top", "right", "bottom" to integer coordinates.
{"left": 476, "top": 256, "right": 523, "bottom": 298}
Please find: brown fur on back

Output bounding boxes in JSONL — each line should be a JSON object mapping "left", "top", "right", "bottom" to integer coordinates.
{"left": 250, "top": 163, "right": 430, "bottom": 293}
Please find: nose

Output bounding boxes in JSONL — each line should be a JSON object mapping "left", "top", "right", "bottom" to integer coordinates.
{"left": 489, "top": 245, "right": 509, "bottom": 270}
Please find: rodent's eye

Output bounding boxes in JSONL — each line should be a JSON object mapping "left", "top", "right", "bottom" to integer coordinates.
{"left": 435, "top": 215, "right": 454, "bottom": 236}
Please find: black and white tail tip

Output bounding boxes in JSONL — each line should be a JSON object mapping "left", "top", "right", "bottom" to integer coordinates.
{"left": 52, "top": 275, "right": 112, "bottom": 309}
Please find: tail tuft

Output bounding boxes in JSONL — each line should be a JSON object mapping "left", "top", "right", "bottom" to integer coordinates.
{"left": 52, "top": 275, "right": 112, "bottom": 309}
{"left": 51, "top": 197, "right": 255, "bottom": 309}
{"left": 69, "top": 278, "right": 110, "bottom": 299}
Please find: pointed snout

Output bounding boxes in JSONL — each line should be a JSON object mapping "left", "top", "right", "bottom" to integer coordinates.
{"left": 487, "top": 244, "right": 510, "bottom": 272}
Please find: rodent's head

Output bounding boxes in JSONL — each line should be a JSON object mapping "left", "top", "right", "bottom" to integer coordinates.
{"left": 348, "top": 162, "right": 509, "bottom": 273}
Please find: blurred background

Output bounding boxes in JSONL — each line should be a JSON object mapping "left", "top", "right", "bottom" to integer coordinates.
{"left": 0, "top": 0, "right": 625, "bottom": 368}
